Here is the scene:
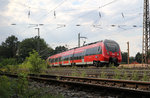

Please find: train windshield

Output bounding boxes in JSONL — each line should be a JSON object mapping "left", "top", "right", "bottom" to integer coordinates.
{"left": 104, "top": 40, "right": 120, "bottom": 53}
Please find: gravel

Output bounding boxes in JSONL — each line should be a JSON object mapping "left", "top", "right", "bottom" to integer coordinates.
{"left": 28, "top": 81, "right": 118, "bottom": 98}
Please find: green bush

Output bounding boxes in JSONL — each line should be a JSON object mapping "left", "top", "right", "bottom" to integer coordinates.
{"left": 4, "top": 64, "right": 19, "bottom": 73}
{"left": 17, "top": 61, "right": 33, "bottom": 74}
{"left": 0, "top": 74, "right": 34, "bottom": 98}
{"left": 16, "top": 73, "right": 29, "bottom": 96}
{"left": 0, "top": 76, "right": 14, "bottom": 97}
{"left": 0, "top": 58, "right": 18, "bottom": 68}
{"left": 0, "top": 75, "right": 64, "bottom": 98}
{"left": 25, "top": 50, "right": 47, "bottom": 73}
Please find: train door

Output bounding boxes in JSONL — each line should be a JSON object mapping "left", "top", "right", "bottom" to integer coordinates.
{"left": 71, "top": 49, "right": 75, "bottom": 66}
{"left": 58, "top": 57, "right": 62, "bottom": 66}
{"left": 82, "top": 50, "right": 87, "bottom": 65}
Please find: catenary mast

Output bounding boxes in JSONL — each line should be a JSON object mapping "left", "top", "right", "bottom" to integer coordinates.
{"left": 142, "top": 0, "right": 150, "bottom": 64}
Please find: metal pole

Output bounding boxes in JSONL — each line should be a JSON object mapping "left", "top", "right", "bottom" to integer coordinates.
{"left": 127, "top": 42, "right": 129, "bottom": 64}
{"left": 35, "top": 28, "right": 40, "bottom": 53}
{"left": 78, "top": 33, "right": 80, "bottom": 47}
{"left": 142, "top": 0, "right": 150, "bottom": 64}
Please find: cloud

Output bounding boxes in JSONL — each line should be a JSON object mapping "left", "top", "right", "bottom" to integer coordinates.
{"left": 0, "top": 0, "right": 143, "bottom": 56}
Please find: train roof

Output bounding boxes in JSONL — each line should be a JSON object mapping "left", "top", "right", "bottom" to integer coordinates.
{"left": 68, "top": 40, "right": 103, "bottom": 51}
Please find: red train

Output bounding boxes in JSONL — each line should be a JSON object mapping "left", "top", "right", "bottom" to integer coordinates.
{"left": 47, "top": 39, "right": 122, "bottom": 67}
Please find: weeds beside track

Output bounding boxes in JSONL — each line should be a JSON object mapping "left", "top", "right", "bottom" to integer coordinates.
{"left": 0, "top": 72, "right": 150, "bottom": 97}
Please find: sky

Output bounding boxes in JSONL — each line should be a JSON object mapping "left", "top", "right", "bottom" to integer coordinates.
{"left": 0, "top": 0, "right": 143, "bottom": 56}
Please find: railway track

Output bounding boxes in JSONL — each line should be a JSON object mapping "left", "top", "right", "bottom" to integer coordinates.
{"left": 44, "top": 67, "right": 150, "bottom": 80}
{"left": 0, "top": 72, "right": 150, "bottom": 96}
{"left": 5, "top": 67, "right": 150, "bottom": 80}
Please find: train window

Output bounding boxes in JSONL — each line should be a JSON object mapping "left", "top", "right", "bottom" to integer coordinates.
{"left": 52, "top": 59, "right": 54, "bottom": 63}
{"left": 74, "top": 54, "right": 77, "bottom": 60}
{"left": 73, "top": 53, "right": 82, "bottom": 60}
{"left": 49, "top": 59, "right": 51, "bottom": 62}
{"left": 67, "top": 55, "right": 69, "bottom": 61}
{"left": 62, "top": 56, "right": 65, "bottom": 61}
{"left": 64, "top": 56, "right": 66, "bottom": 61}
{"left": 98, "top": 46, "right": 102, "bottom": 54}
{"left": 70, "top": 57, "right": 72, "bottom": 60}
{"left": 58, "top": 57, "right": 61, "bottom": 62}
{"left": 85, "top": 48, "right": 92, "bottom": 56}
{"left": 85, "top": 46, "right": 102, "bottom": 56}
{"left": 55, "top": 58, "right": 57, "bottom": 62}
{"left": 69, "top": 54, "right": 73, "bottom": 60}
{"left": 56, "top": 58, "right": 58, "bottom": 62}
{"left": 104, "top": 40, "right": 119, "bottom": 53}
{"left": 62, "top": 55, "right": 70, "bottom": 61}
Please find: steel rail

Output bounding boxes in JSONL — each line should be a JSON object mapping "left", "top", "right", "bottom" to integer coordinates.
{"left": 0, "top": 73, "right": 150, "bottom": 95}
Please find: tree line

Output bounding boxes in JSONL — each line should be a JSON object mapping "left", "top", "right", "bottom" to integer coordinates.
{"left": 121, "top": 52, "right": 142, "bottom": 64}
{"left": 0, "top": 35, "right": 143, "bottom": 65}
{"left": 0, "top": 35, "right": 68, "bottom": 65}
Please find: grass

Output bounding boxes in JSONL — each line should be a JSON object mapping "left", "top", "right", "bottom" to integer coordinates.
{"left": 132, "top": 70, "right": 139, "bottom": 81}
{"left": 0, "top": 75, "right": 64, "bottom": 98}
{"left": 122, "top": 70, "right": 128, "bottom": 80}
{"left": 113, "top": 68, "right": 121, "bottom": 79}
{"left": 71, "top": 72, "right": 79, "bottom": 77}
{"left": 80, "top": 71, "right": 86, "bottom": 77}
{"left": 100, "top": 70, "right": 107, "bottom": 78}
{"left": 142, "top": 71, "right": 149, "bottom": 81}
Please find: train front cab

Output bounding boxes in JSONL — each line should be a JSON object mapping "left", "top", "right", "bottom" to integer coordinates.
{"left": 102, "top": 39, "right": 122, "bottom": 66}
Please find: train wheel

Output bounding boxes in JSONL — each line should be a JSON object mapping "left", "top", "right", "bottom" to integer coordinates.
{"left": 99, "top": 62, "right": 104, "bottom": 67}
{"left": 93, "top": 61, "right": 98, "bottom": 67}
{"left": 114, "top": 59, "right": 119, "bottom": 67}
{"left": 114, "top": 63, "right": 119, "bottom": 67}
{"left": 106, "top": 63, "right": 109, "bottom": 67}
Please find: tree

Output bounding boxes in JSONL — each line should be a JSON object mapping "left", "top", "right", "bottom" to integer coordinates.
{"left": 39, "top": 47, "right": 54, "bottom": 59}
{"left": 129, "top": 56, "right": 135, "bottom": 63}
{"left": 121, "top": 52, "right": 128, "bottom": 64}
{"left": 0, "top": 35, "right": 19, "bottom": 58}
{"left": 135, "top": 52, "right": 142, "bottom": 63}
{"left": 54, "top": 46, "right": 68, "bottom": 54}
{"left": 18, "top": 36, "right": 53, "bottom": 61}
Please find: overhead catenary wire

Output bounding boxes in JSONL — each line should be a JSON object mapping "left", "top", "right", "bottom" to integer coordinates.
{"left": 11, "top": 0, "right": 143, "bottom": 34}
{"left": 11, "top": 0, "right": 141, "bottom": 26}
{"left": 63, "top": 0, "right": 119, "bottom": 28}
{"left": 56, "top": 0, "right": 142, "bottom": 30}
{"left": 37, "top": 0, "right": 68, "bottom": 20}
